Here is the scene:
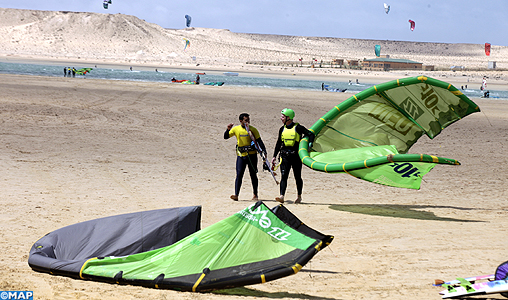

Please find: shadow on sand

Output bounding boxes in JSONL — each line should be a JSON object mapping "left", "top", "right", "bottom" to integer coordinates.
{"left": 329, "top": 204, "right": 485, "bottom": 222}
{"left": 212, "top": 286, "right": 341, "bottom": 299}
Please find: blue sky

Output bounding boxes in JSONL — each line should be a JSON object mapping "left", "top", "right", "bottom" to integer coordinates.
{"left": 1, "top": 0, "right": 507, "bottom": 46}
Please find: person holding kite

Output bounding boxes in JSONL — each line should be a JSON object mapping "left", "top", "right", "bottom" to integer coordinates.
{"left": 224, "top": 113, "right": 267, "bottom": 201}
{"left": 272, "top": 108, "right": 314, "bottom": 204}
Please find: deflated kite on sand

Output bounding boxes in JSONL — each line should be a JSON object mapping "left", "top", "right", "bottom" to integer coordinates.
{"left": 299, "top": 76, "right": 480, "bottom": 189}
{"left": 28, "top": 202, "right": 332, "bottom": 291}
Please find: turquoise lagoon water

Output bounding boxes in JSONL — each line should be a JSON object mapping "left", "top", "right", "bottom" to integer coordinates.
{"left": 1, "top": 61, "right": 506, "bottom": 99}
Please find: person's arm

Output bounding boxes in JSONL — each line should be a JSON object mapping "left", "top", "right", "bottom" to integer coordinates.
{"left": 256, "top": 138, "right": 267, "bottom": 155}
{"left": 297, "top": 124, "right": 315, "bottom": 144}
{"left": 224, "top": 123, "right": 234, "bottom": 139}
{"left": 271, "top": 127, "right": 283, "bottom": 164}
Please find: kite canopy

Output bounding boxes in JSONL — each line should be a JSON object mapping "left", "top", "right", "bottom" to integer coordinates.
{"left": 485, "top": 43, "right": 491, "bottom": 56}
{"left": 185, "top": 15, "right": 192, "bottom": 27}
{"left": 28, "top": 206, "right": 202, "bottom": 278}
{"left": 496, "top": 261, "right": 508, "bottom": 281}
{"left": 75, "top": 68, "right": 93, "bottom": 75}
{"left": 29, "top": 202, "right": 332, "bottom": 291}
{"left": 384, "top": 3, "right": 390, "bottom": 14}
{"left": 409, "top": 19, "right": 415, "bottom": 31}
{"left": 375, "top": 45, "right": 381, "bottom": 57}
{"left": 298, "top": 76, "right": 480, "bottom": 189}
{"left": 183, "top": 38, "right": 190, "bottom": 51}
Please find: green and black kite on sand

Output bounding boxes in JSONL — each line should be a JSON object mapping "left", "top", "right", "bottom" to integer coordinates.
{"left": 299, "top": 76, "right": 480, "bottom": 189}
{"left": 28, "top": 202, "right": 333, "bottom": 291}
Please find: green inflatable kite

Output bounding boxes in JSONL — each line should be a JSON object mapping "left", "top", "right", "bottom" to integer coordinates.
{"left": 299, "top": 76, "right": 480, "bottom": 189}
{"left": 28, "top": 202, "right": 332, "bottom": 291}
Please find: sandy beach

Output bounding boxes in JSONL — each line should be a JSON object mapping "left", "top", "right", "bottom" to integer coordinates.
{"left": 1, "top": 73, "right": 507, "bottom": 300}
{"left": 1, "top": 6, "right": 508, "bottom": 300}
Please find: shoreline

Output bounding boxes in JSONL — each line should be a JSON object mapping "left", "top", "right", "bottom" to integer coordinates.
{"left": 2, "top": 55, "right": 508, "bottom": 91}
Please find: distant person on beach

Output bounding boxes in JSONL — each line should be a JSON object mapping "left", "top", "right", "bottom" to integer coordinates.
{"left": 171, "top": 77, "right": 176, "bottom": 82}
{"left": 224, "top": 113, "right": 267, "bottom": 202}
{"left": 272, "top": 108, "right": 314, "bottom": 204}
{"left": 356, "top": 79, "right": 359, "bottom": 84}
{"left": 72, "top": 68, "right": 76, "bottom": 78}
{"left": 322, "top": 83, "right": 324, "bottom": 91}
{"left": 67, "top": 68, "right": 71, "bottom": 76}
{"left": 64, "top": 67, "right": 67, "bottom": 77}
{"left": 196, "top": 74, "right": 200, "bottom": 84}
{"left": 155, "top": 69, "right": 158, "bottom": 72}
{"left": 130, "top": 66, "right": 132, "bottom": 71}
{"left": 348, "top": 80, "right": 352, "bottom": 85}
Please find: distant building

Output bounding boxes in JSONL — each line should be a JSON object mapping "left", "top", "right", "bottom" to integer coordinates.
{"left": 347, "top": 60, "right": 360, "bottom": 68}
{"left": 332, "top": 59, "right": 344, "bottom": 66}
{"left": 362, "top": 57, "right": 423, "bottom": 71}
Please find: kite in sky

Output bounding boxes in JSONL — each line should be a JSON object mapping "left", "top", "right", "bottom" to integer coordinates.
{"left": 384, "top": 3, "right": 390, "bottom": 14}
{"left": 183, "top": 38, "right": 190, "bottom": 51}
{"left": 185, "top": 15, "right": 192, "bottom": 27}
{"left": 298, "top": 76, "right": 480, "bottom": 189}
{"left": 409, "top": 19, "right": 415, "bottom": 31}
{"left": 103, "top": 0, "right": 111, "bottom": 9}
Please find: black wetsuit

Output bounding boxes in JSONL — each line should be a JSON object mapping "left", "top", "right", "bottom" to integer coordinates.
{"left": 273, "top": 122, "right": 314, "bottom": 196}
{"left": 224, "top": 129, "right": 267, "bottom": 197}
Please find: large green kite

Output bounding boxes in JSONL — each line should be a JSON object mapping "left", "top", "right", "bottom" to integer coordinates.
{"left": 28, "top": 202, "right": 332, "bottom": 291}
{"left": 299, "top": 76, "right": 480, "bottom": 189}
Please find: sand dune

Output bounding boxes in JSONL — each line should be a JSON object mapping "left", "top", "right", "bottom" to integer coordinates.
{"left": 1, "top": 7, "right": 507, "bottom": 71}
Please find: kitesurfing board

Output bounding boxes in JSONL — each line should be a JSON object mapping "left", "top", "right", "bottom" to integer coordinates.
{"left": 434, "top": 274, "right": 494, "bottom": 286}
{"left": 439, "top": 279, "right": 508, "bottom": 298}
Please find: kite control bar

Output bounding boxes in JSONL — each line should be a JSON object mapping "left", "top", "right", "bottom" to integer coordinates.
{"left": 245, "top": 124, "right": 279, "bottom": 185}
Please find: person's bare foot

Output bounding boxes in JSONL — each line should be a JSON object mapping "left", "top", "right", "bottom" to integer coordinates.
{"left": 275, "top": 195, "right": 284, "bottom": 203}
{"left": 230, "top": 195, "right": 238, "bottom": 201}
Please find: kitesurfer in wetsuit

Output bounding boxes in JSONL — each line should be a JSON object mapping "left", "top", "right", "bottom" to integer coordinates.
{"left": 271, "top": 108, "right": 314, "bottom": 204}
{"left": 224, "top": 113, "right": 267, "bottom": 201}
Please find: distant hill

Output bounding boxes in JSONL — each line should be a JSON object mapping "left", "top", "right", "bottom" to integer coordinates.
{"left": 0, "top": 7, "right": 506, "bottom": 69}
